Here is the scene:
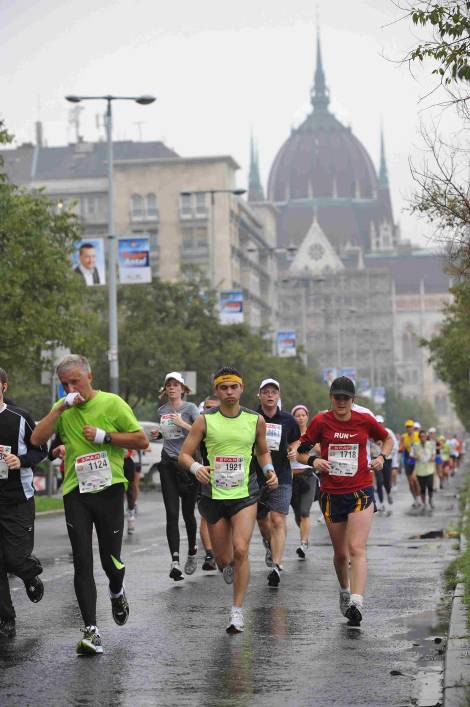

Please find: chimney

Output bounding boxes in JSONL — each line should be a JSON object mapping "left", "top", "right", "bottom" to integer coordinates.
{"left": 35, "top": 121, "right": 43, "bottom": 147}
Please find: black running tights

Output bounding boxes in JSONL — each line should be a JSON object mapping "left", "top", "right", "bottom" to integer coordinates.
{"left": 159, "top": 459, "right": 197, "bottom": 558}
{"left": 375, "top": 459, "right": 393, "bottom": 504}
{"left": 64, "top": 483, "right": 125, "bottom": 626}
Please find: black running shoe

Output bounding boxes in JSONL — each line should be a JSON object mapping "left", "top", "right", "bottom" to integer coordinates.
{"left": 202, "top": 554, "right": 217, "bottom": 571}
{"left": 24, "top": 576, "right": 44, "bottom": 603}
{"left": 169, "top": 561, "right": 184, "bottom": 581}
{"left": 0, "top": 617, "right": 16, "bottom": 639}
{"left": 111, "top": 591, "right": 129, "bottom": 626}
{"left": 345, "top": 602, "right": 362, "bottom": 628}
{"left": 267, "top": 566, "right": 281, "bottom": 587}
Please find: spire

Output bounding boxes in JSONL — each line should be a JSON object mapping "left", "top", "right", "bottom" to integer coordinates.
{"left": 310, "top": 27, "right": 330, "bottom": 112}
{"left": 379, "top": 125, "right": 389, "bottom": 186}
{"left": 248, "top": 132, "right": 265, "bottom": 202}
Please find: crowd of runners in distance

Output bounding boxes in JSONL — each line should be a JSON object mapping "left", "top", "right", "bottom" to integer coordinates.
{"left": 0, "top": 357, "right": 465, "bottom": 654}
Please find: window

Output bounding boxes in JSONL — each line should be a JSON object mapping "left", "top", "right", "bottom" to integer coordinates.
{"left": 195, "top": 193, "right": 207, "bottom": 217}
{"left": 131, "top": 194, "right": 144, "bottom": 220}
{"left": 146, "top": 193, "right": 158, "bottom": 220}
{"left": 180, "top": 194, "right": 192, "bottom": 218}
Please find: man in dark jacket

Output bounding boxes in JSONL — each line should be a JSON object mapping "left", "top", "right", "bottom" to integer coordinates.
{"left": 0, "top": 367, "right": 48, "bottom": 638}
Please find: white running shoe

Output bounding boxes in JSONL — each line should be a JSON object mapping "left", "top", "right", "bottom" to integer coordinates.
{"left": 339, "top": 590, "right": 351, "bottom": 617}
{"left": 226, "top": 607, "right": 244, "bottom": 634}
{"left": 296, "top": 541, "right": 308, "bottom": 560}
{"left": 184, "top": 553, "right": 197, "bottom": 575}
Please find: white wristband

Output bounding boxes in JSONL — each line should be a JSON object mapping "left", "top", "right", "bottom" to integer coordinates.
{"left": 64, "top": 392, "right": 80, "bottom": 409}
{"left": 190, "top": 461, "right": 203, "bottom": 476}
{"left": 94, "top": 428, "right": 106, "bottom": 444}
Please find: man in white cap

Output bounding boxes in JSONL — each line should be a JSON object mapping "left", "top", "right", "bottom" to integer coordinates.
{"left": 253, "top": 378, "right": 301, "bottom": 587}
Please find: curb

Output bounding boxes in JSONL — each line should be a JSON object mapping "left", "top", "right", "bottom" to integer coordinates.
{"left": 444, "top": 500, "right": 470, "bottom": 707}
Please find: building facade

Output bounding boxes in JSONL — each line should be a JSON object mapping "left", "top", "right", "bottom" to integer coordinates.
{"left": 1, "top": 138, "right": 278, "bottom": 331}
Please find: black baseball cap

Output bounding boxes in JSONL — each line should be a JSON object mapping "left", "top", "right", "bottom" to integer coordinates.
{"left": 330, "top": 376, "right": 355, "bottom": 398}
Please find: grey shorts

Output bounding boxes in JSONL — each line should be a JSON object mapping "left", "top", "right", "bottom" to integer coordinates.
{"left": 257, "top": 483, "right": 292, "bottom": 519}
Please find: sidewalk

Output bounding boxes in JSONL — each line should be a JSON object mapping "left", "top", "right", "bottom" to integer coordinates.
{"left": 444, "top": 496, "right": 470, "bottom": 707}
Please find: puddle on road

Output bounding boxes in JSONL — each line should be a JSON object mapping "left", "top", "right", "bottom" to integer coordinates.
{"left": 393, "top": 608, "right": 449, "bottom": 707}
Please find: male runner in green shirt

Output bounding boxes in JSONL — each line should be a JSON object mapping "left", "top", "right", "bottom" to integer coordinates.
{"left": 179, "top": 366, "right": 278, "bottom": 633}
{"left": 32, "top": 354, "right": 148, "bottom": 655}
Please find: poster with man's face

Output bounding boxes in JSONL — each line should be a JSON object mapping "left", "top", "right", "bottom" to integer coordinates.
{"left": 72, "top": 238, "right": 106, "bottom": 286}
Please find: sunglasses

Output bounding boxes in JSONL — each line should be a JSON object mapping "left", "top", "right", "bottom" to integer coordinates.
{"left": 332, "top": 394, "right": 352, "bottom": 402}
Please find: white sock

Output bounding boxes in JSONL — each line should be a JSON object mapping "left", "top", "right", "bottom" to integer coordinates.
{"left": 109, "top": 587, "right": 124, "bottom": 599}
{"left": 350, "top": 593, "right": 363, "bottom": 607}
{"left": 340, "top": 586, "right": 350, "bottom": 594}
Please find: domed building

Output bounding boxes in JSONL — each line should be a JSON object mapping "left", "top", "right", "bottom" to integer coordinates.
{"left": 264, "top": 31, "right": 398, "bottom": 257}
{"left": 247, "top": 31, "right": 457, "bottom": 430}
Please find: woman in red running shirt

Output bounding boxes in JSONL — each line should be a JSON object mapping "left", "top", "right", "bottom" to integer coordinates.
{"left": 297, "top": 376, "right": 392, "bottom": 628}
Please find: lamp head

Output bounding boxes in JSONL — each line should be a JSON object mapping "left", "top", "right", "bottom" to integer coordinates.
{"left": 135, "top": 95, "right": 156, "bottom": 105}
{"left": 65, "top": 95, "right": 82, "bottom": 103}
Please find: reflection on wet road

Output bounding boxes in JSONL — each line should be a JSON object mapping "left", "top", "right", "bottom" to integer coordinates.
{"left": 0, "top": 474, "right": 463, "bottom": 706}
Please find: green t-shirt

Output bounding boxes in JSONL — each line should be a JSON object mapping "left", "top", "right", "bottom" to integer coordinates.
{"left": 55, "top": 391, "right": 141, "bottom": 496}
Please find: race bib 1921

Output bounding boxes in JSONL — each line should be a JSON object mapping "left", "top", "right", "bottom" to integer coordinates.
{"left": 213, "top": 455, "right": 244, "bottom": 489}
{"left": 0, "top": 445, "right": 11, "bottom": 480}
{"left": 75, "top": 451, "right": 112, "bottom": 493}
{"left": 328, "top": 444, "right": 359, "bottom": 477}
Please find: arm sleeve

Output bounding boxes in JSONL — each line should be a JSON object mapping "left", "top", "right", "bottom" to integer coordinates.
{"left": 114, "top": 399, "right": 142, "bottom": 433}
{"left": 367, "top": 418, "right": 388, "bottom": 443}
{"left": 299, "top": 415, "right": 322, "bottom": 448}
{"left": 189, "top": 404, "right": 200, "bottom": 423}
{"left": 19, "top": 414, "right": 48, "bottom": 468}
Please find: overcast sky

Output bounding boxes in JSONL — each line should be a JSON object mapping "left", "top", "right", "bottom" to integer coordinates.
{"left": 1, "top": 0, "right": 461, "bottom": 246}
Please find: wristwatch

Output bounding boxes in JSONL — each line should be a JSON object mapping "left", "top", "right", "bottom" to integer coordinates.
{"left": 104, "top": 432, "right": 112, "bottom": 444}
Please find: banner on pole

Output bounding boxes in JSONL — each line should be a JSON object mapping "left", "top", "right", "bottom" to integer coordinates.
{"left": 118, "top": 237, "right": 151, "bottom": 284}
{"left": 220, "top": 290, "right": 244, "bottom": 325}
{"left": 277, "top": 330, "right": 297, "bottom": 358}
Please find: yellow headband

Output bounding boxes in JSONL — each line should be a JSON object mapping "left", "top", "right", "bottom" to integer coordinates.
{"left": 214, "top": 374, "right": 243, "bottom": 386}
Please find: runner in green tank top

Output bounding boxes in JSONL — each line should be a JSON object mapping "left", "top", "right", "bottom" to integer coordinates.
{"left": 179, "top": 366, "right": 278, "bottom": 634}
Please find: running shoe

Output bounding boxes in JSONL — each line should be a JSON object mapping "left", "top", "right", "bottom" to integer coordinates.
{"left": 169, "top": 561, "right": 184, "bottom": 582}
{"left": 345, "top": 601, "right": 363, "bottom": 628}
{"left": 0, "top": 617, "right": 16, "bottom": 639}
{"left": 202, "top": 553, "right": 217, "bottom": 571}
{"left": 387, "top": 492, "right": 393, "bottom": 505}
{"left": 429, "top": 498, "right": 435, "bottom": 510}
{"left": 111, "top": 590, "right": 129, "bottom": 626}
{"left": 339, "top": 590, "right": 351, "bottom": 616}
{"left": 76, "top": 626, "right": 103, "bottom": 655}
{"left": 267, "top": 565, "right": 281, "bottom": 587}
{"left": 262, "top": 537, "right": 273, "bottom": 568}
{"left": 24, "top": 576, "right": 44, "bottom": 603}
{"left": 377, "top": 503, "right": 385, "bottom": 514}
{"left": 226, "top": 607, "right": 244, "bottom": 634}
{"left": 222, "top": 564, "right": 234, "bottom": 585}
{"left": 296, "top": 541, "right": 308, "bottom": 560}
{"left": 184, "top": 553, "right": 198, "bottom": 575}
{"left": 127, "top": 509, "right": 136, "bottom": 534}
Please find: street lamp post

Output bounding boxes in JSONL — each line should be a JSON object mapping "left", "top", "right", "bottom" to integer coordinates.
{"left": 180, "top": 188, "right": 246, "bottom": 288}
{"left": 65, "top": 94, "right": 155, "bottom": 394}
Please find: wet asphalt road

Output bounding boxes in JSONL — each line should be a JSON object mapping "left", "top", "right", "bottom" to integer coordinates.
{"left": 0, "top": 472, "right": 465, "bottom": 707}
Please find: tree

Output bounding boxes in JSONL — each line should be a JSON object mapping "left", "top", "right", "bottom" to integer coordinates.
{"left": 395, "top": 2, "right": 470, "bottom": 425}
{"left": 400, "top": 1, "right": 470, "bottom": 96}
{"left": 75, "top": 278, "right": 330, "bottom": 417}
{"left": 383, "top": 387, "right": 439, "bottom": 432}
{"left": 0, "top": 121, "right": 95, "bottom": 375}
{"left": 426, "top": 282, "right": 470, "bottom": 427}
